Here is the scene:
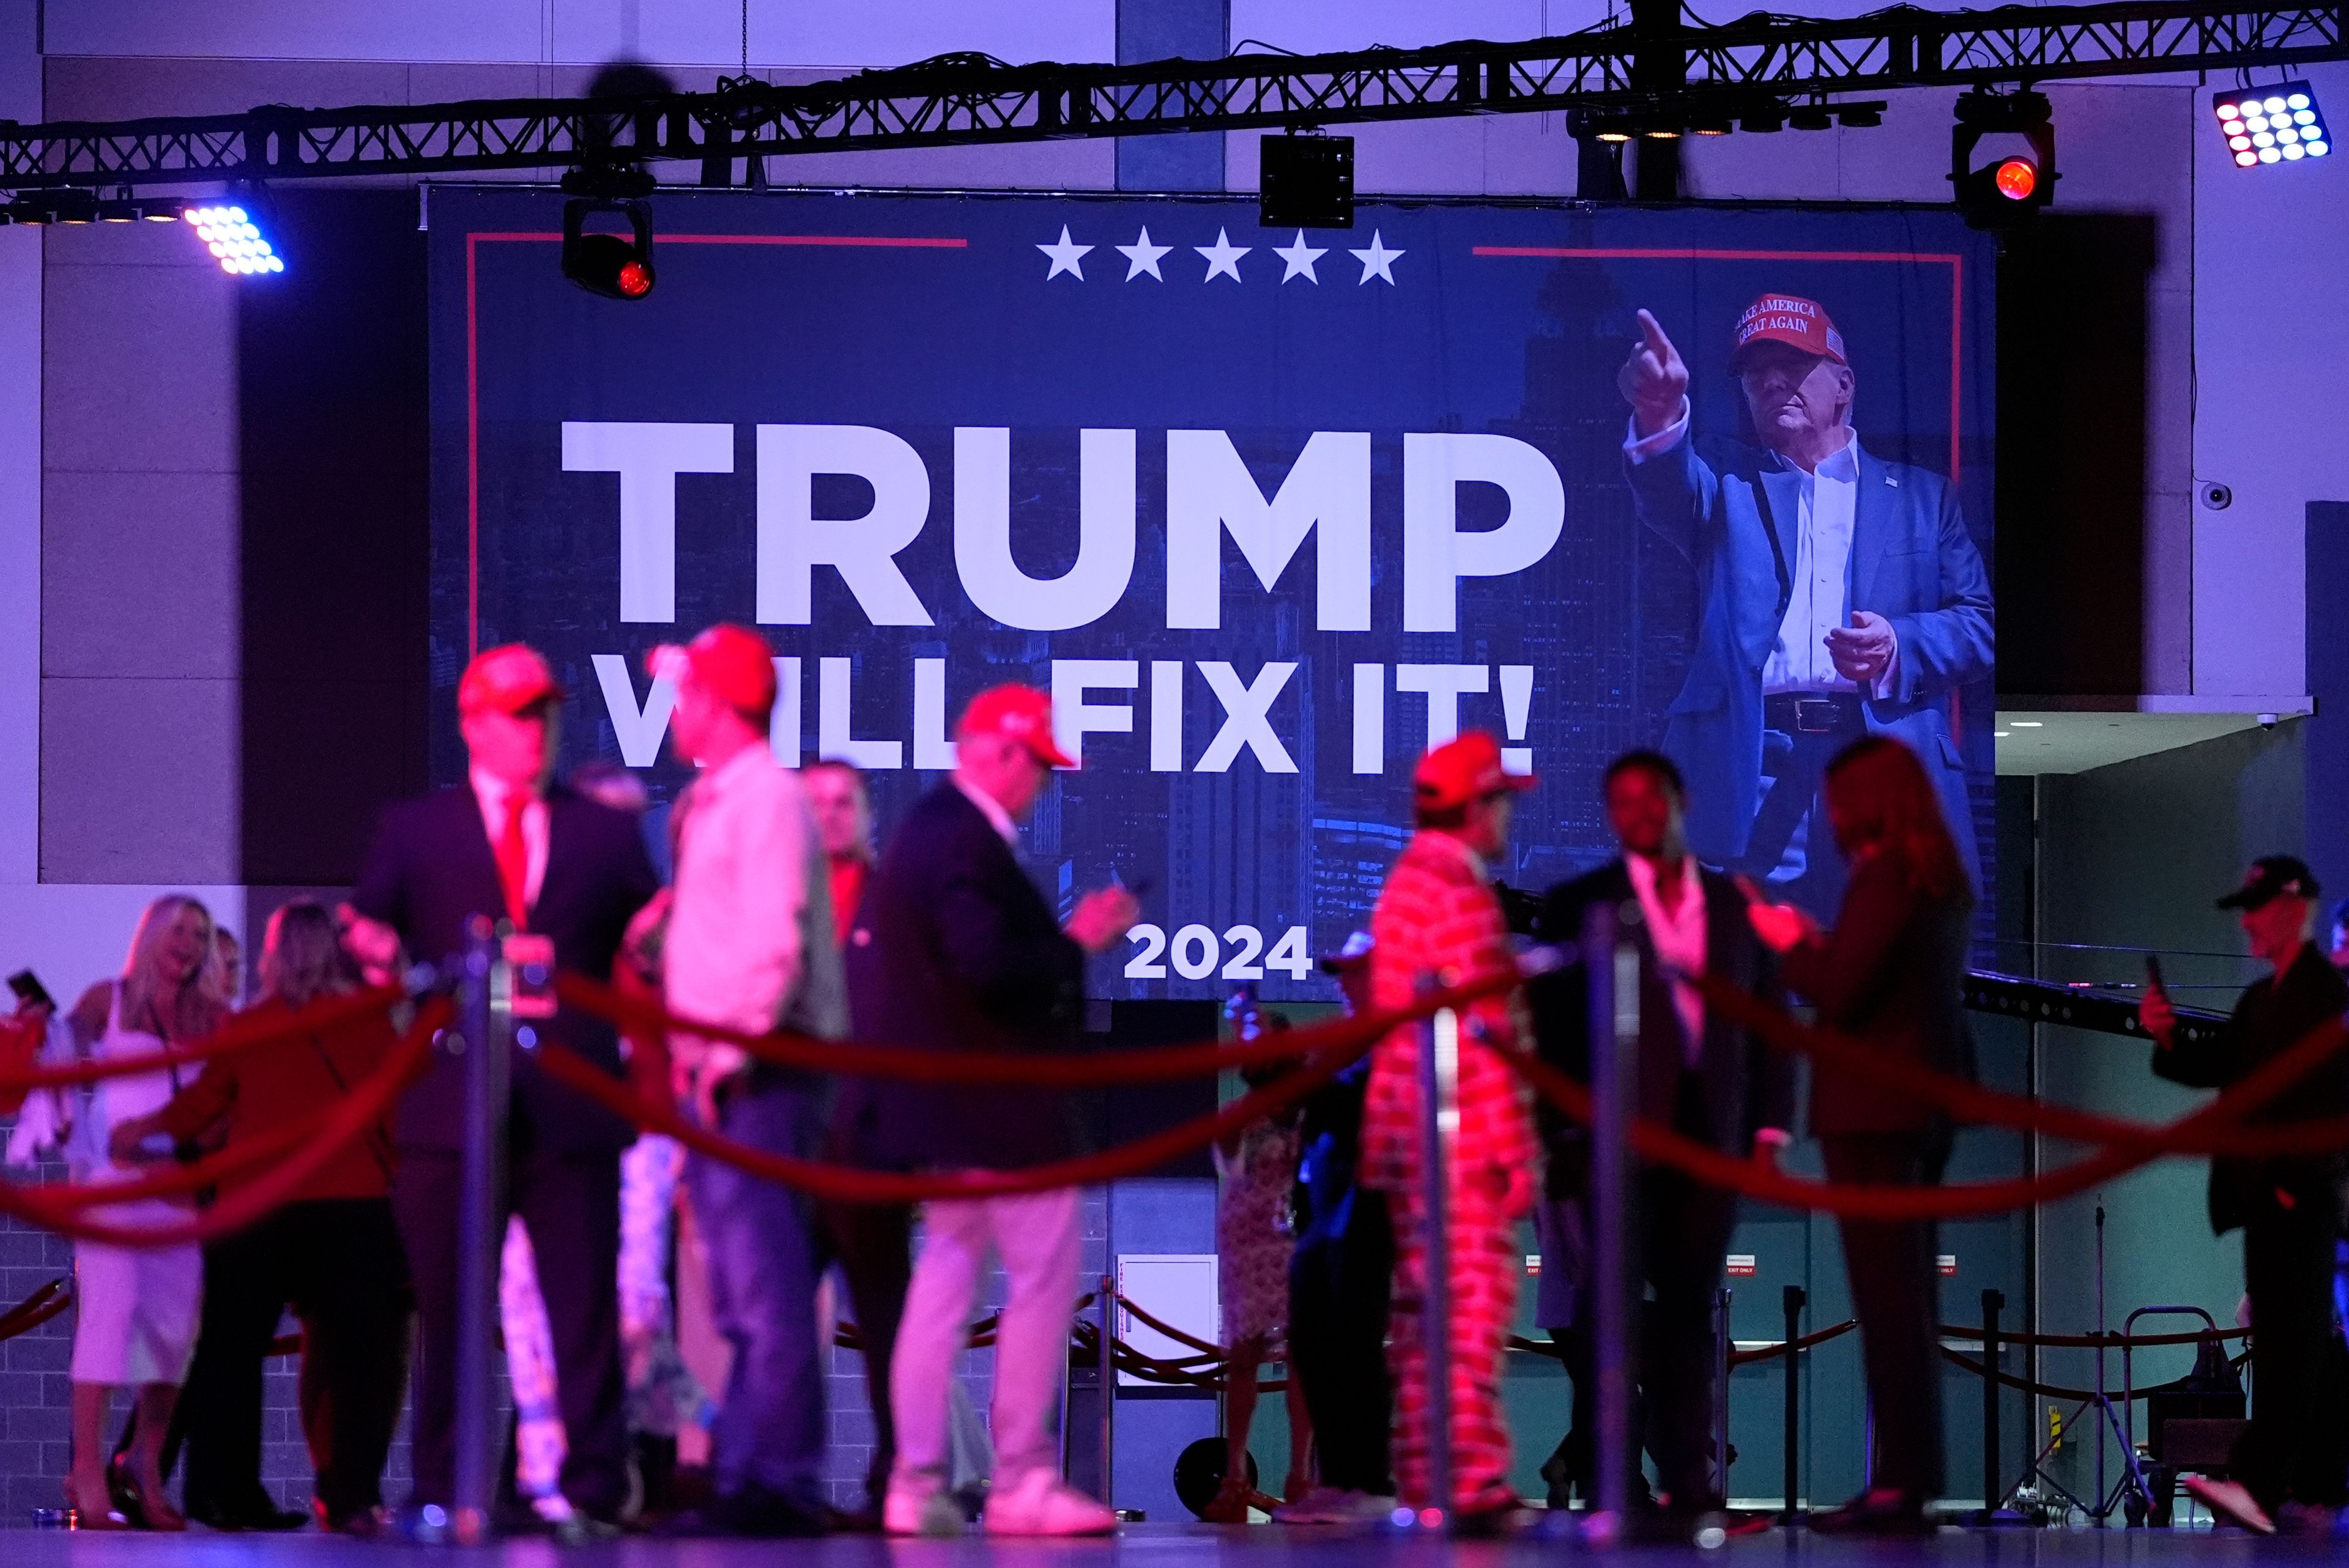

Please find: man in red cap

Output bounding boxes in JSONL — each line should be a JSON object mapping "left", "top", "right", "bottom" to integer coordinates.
{"left": 343, "top": 643, "right": 659, "bottom": 1537}
{"left": 1617, "top": 294, "right": 1992, "bottom": 915}
{"left": 1360, "top": 730, "right": 1540, "bottom": 1526}
{"left": 841, "top": 684, "right": 1137, "bottom": 1537}
{"left": 651, "top": 623, "right": 847, "bottom": 1536}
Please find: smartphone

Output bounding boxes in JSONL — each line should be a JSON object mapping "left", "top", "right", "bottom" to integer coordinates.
{"left": 7, "top": 970, "right": 54, "bottom": 1011}
{"left": 2144, "top": 953, "right": 2166, "bottom": 996}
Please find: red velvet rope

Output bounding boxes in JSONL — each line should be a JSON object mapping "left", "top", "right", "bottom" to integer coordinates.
{"left": 15, "top": 1108, "right": 325, "bottom": 1212}
{"left": 534, "top": 1019, "right": 1370, "bottom": 1204}
{"left": 0, "top": 998, "right": 447, "bottom": 1246}
{"left": 1695, "top": 975, "right": 2349, "bottom": 1158}
{"left": 0, "top": 985, "right": 402, "bottom": 1093}
{"left": 1499, "top": 1008, "right": 2349, "bottom": 1218}
{"left": 555, "top": 966, "right": 1517, "bottom": 1087}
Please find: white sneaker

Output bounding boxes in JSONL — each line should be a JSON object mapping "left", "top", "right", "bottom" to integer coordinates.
{"left": 982, "top": 1470, "right": 1117, "bottom": 1536}
{"left": 883, "top": 1476, "right": 966, "bottom": 1537}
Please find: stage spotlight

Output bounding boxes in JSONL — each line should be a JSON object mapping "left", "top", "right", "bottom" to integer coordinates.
{"left": 1690, "top": 114, "right": 1734, "bottom": 136}
{"left": 1788, "top": 102, "right": 1834, "bottom": 131}
{"left": 1642, "top": 124, "right": 1682, "bottom": 140}
{"left": 1741, "top": 105, "right": 1786, "bottom": 133}
{"left": 2215, "top": 82, "right": 2328, "bottom": 168}
{"left": 1596, "top": 124, "right": 1635, "bottom": 143}
{"left": 562, "top": 197, "right": 656, "bottom": 300}
{"left": 1838, "top": 103, "right": 1883, "bottom": 128}
{"left": 1952, "top": 89, "right": 2055, "bottom": 229}
{"left": 187, "top": 201, "right": 285, "bottom": 276}
{"left": 1258, "top": 133, "right": 1355, "bottom": 229}
{"left": 49, "top": 189, "right": 98, "bottom": 225}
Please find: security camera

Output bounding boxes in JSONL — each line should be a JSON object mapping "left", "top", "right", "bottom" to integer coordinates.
{"left": 2258, "top": 712, "right": 2279, "bottom": 730}
{"left": 2200, "top": 481, "right": 2233, "bottom": 511}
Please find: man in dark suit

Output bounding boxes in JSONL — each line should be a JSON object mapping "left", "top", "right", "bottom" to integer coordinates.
{"left": 1530, "top": 750, "right": 1793, "bottom": 1525}
{"left": 842, "top": 683, "right": 1136, "bottom": 1538}
{"left": 2142, "top": 856, "right": 2349, "bottom": 1534}
{"left": 1619, "top": 294, "right": 1994, "bottom": 913}
{"left": 342, "top": 643, "right": 659, "bottom": 1533}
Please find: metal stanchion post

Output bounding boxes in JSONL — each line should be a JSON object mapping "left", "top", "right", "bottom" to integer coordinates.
{"left": 1978, "top": 1288, "right": 2024, "bottom": 1525}
{"left": 1098, "top": 1271, "right": 1116, "bottom": 1511}
{"left": 1713, "top": 1286, "right": 1734, "bottom": 1501}
{"left": 1781, "top": 1285, "right": 1805, "bottom": 1523}
{"left": 451, "top": 917, "right": 510, "bottom": 1545}
{"left": 1584, "top": 902, "right": 1639, "bottom": 1542}
{"left": 1414, "top": 980, "right": 1460, "bottom": 1527}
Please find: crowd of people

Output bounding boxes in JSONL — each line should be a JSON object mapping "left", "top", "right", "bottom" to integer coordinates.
{"left": 2, "top": 621, "right": 2343, "bottom": 1541}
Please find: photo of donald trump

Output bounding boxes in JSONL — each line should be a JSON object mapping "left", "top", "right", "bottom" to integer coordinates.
{"left": 1617, "top": 291, "right": 1994, "bottom": 912}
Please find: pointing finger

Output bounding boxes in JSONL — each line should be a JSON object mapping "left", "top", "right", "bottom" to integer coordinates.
{"left": 1636, "top": 309, "right": 1674, "bottom": 357}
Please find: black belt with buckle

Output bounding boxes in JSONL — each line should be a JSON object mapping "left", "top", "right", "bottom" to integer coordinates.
{"left": 1764, "top": 692, "right": 1866, "bottom": 735}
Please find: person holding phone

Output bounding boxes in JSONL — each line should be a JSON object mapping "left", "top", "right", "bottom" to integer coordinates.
{"left": 2140, "top": 856, "right": 2349, "bottom": 1534}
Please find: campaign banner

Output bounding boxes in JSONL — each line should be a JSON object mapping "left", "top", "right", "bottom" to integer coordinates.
{"left": 429, "top": 187, "right": 1995, "bottom": 1000}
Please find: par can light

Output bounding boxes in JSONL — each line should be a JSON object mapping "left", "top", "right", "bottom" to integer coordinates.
{"left": 2216, "top": 82, "right": 2327, "bottom": 169}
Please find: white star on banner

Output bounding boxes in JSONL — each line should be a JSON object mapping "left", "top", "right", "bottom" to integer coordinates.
{"left": 1348, "top": 230, "right": 1404, "bottom": 286}
{"left": 1272, "top": 230, "right": 1327, "bottom": 283}
{"left": 1037, "top": 225, "right": 1093, "bottom": 281}
{"left": 1196, "top": 227, "right": 1251, "bottom": 283}
{"left": 1116, "top": 227, "right": 1172, "bottom": 281}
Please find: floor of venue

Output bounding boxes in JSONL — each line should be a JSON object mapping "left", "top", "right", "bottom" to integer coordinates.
{"left": 3, "top": 1523, "right": 2331, "bottom": 1565}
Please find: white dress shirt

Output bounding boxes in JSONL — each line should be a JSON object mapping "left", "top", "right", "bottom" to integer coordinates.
{"left": 469, "top": 765, "right": 548, "bottom": 912}
{"left": 1626, "top": 405, "right": 1894, "bottom": 698}
{"left": 666, "top": 745, "right": 847, "bottom": 1068}
{"left": 953, "top": 775, "right": 1022, "bottom": 849}
{"left": 1625, "top": 852, "right": 1707, "bottom": 1066}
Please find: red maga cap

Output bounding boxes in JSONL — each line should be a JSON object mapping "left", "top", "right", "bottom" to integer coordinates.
{"left": 458, "top": 643, "right": 563, "bottom": 717}
{"left": 650, "top": 624, "right": 777, "bottom": 719}
{"left": 1414, "top": 730, "right": 1537, "bottom": 813}
{"left": 1729, "top": 293, "right": 1847, "bottom": 371}
{"left": 957, "top": 683, "right": 1077, "bottom": 769}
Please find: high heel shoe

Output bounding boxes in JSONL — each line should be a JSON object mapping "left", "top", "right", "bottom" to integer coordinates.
{"left": 108, "top": 1457, "right": 185, "bottom": 1533}
{"left": 64, "top": 1476, "right": 135, "bottom": 1531}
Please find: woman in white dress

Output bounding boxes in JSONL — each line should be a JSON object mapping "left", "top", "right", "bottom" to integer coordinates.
{"left": 40, "top": 895, "right": 223, "bottom": 1528}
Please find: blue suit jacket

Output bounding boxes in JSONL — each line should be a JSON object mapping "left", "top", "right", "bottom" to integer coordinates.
{"left": 1626, "top": 429, "right": 1993, "bottom": 880}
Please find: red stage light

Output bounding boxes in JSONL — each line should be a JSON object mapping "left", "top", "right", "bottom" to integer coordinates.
{"left": 618, "top": 260, "right": 652, "bottom": 297}
{"left": 1994, "top": 158, "right": 2038, "bottom": 200}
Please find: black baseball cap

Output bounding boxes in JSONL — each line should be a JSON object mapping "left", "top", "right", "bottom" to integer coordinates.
{"left": 2216, "top": 855, "right": 2321, "bottom": 911}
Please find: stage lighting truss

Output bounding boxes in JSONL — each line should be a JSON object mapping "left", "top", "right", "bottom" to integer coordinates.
{"left": 187, "top": 200, "right": 284, "bottom": 275}
{"left": 0, "top": 1, "right": 2336, "bottom": 194}
{"left": 2214, "top": 80, "right": 2328, "bottom": 165}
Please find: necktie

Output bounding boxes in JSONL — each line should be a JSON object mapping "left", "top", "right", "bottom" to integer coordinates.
{"left": 495, "top": 794, "right": 530, "bottom": 930}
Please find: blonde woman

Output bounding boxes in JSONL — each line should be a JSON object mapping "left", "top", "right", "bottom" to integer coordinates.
{"left": 39, "top": 895, "right": 223, "bottom": 1528}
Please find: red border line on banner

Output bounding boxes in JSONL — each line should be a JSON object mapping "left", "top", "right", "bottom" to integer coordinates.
{"left": 1469, "top": 245, "right": 1967, "bottom": 484}
{"left": 463, "top": 230, "right": 970, "bottom": 656}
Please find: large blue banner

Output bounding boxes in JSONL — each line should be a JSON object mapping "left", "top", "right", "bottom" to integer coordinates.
{"left": 429, "top": 187, "right": 1995, "bottom": 1000}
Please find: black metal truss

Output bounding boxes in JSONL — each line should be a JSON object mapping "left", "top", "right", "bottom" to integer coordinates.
{"left": 1964, "top": 968, "right": 2226, "bottom": 1047}
{"left": 0, "top": 0, "right": 2341, "bottom": 193}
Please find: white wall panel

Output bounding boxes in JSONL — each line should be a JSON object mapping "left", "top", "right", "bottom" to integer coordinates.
{"left": 2191, "top": 61, "right": 2349, "bottom": 697}
{"left": 48, "top": 0, "right": 1113, "bottom": 67}
{"left": 0, "top": 0, "right": 34, "bottom": 885}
